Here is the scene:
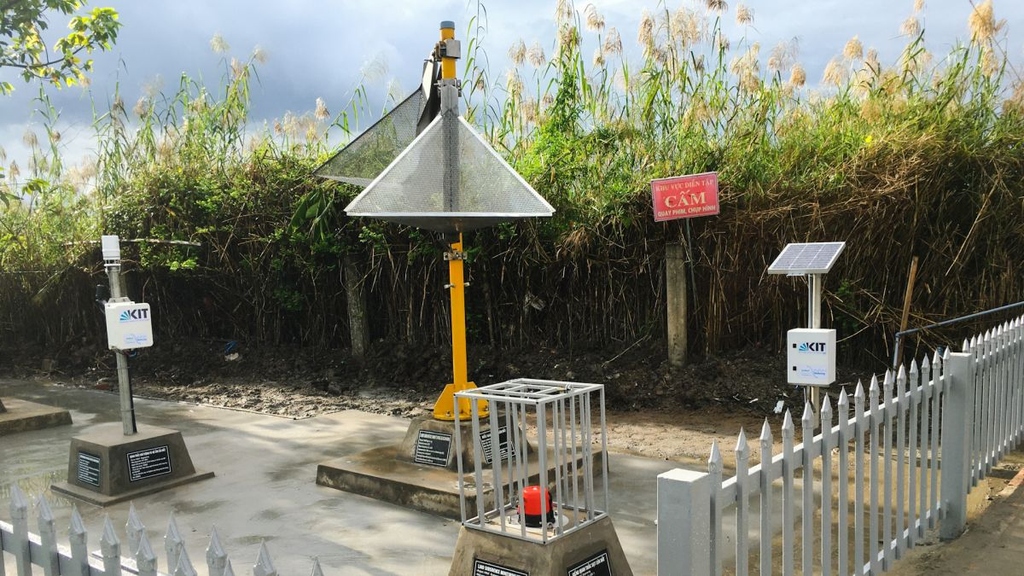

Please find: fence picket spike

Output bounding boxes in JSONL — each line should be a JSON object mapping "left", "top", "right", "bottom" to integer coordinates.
{"left": 735, "top": 428, "right": 749, "bottom": 459}
{"left": 898, "top": 365, "right": 908, "bottom": 402}
{"left": 801, "top": 400, "right": 813, "bottom": 432}
{"left": 253, "top": 541, "right": 277, "bottom": 576}
{"left": 734, "top": 427, "right": 750, "bottom": 576}
{"left": 10, "top": 483, "right": 27, "bottom": 518}
{"left": 165, "top": 513, "right": 184, "bottom": 571}
{"left": 223, "top": 559, "right": 236, "bottom": 576}
{"left": 708, "top": 440, "right": 722, "bottom": 474}
{"left": 800, "top": 399, "right": 816, "bottom": 572}
{"left": 760, "top": 418, "right": 772, "bottom": 446}
{"left": 173, "top": 544, "right": 198, "bottom": 576}
{"left": 67, "top": 506, "right": 89, "bottom": 576}
{"left": 207, "top": 526, "right": 228, "bottom": 576}
{"left": 759, "top": 418, "right": 774, "bottom": 576}
{"left": 708, "top": 440, "right": 723, "bottom": 574}
{"left": 782, "top": 409, "right": 794, "bottom": 436}
{"left": 101, "top": 514, "right": 120, "bottom": 551}
{"left": 884, "top": 370, "right": 895, "bottom": 405}
{"left": 821, "top": 394, "right": 833, "bottom": 422}
{"left": 100, "top": 515, "right": 122, "bottom": 576}
{"left": 310, "top": 557, "right": 325, "bottom": 576}
{"left": 35, "top": 495, "right": 59, "bottom": 576}
{"left": 69, "top": 505, "right": 87, "bottom": 539}
{"left": 137, "top": 528, "right": 158, "bottom": 576}
{"left": 127, "top": 502, "right": 145, "bottom": 556}
{"left": 37, "top": 494, "right": 54, "bottom": 524}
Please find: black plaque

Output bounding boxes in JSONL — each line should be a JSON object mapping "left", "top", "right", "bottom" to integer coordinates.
{"left": 473, "top": 559, "right": 529, "bottom": 576}
{"left": 413, "top": 430, "right": 453, "bottom": 467}
{"left": 126, "top": 445, "right": 172, "bottom": 482}
{"left": 77, "top": 451, "right": 101, "bottom": 487}
{"left": 567, "top": 551, "right": 611, "bottom": 576}
{"left": 479, "top": 426, "right": 516, "bottom": 465}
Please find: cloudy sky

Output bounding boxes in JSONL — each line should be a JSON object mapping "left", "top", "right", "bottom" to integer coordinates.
{"left": 3, "top": 0, "right": 1023, "bottom": 178}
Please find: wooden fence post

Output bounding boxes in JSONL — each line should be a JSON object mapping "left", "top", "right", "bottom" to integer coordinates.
{"left": 665, "top": 242, "right": 687, "bottom": 367}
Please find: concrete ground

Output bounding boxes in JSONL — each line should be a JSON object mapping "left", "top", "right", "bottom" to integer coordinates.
{"left": 884, "top": 452, "right": 1024, "bottom": 576}
{"left": 9, "top": 378, "right": 1021, "bottom": 576}
{"left": 0, "top": 379, "right": 677, "bottom": 576}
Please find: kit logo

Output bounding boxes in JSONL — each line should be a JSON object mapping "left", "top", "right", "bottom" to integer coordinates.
{"left": 797, "top": 342, "right": 827, "bottom": 353}
{"left": 119, "top": 308, "right": 149, "bottom": 322}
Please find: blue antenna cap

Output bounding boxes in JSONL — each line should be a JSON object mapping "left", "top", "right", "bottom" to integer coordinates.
{"left": 440, "top": 20, "right": 455, "bottom": 29}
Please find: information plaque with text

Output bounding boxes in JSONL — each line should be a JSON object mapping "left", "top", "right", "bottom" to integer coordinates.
{"left": 473, "top": 559, "right": 529, "bottom": 576}
{"left": 567, "top": 551, "right": 611, "bottom": 576}
{"left": 479, "top": 425, "right": 516, "bottom": 465}
{"left": 413, "top": 430, "right": 453, "bottom": 467}
{"left": 77, "top": 451, "right": 101, "bottom": 487}
{"left": 126, "top": 445, "right": 172, "bottom": 482}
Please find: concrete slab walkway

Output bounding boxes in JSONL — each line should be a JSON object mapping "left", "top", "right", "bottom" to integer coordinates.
{"left": 0, "top": 379, "right": 675, "bottom": 575}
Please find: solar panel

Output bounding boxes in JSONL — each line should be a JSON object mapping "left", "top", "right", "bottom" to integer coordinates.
{"left": 767, "top": 242, "right": 846, "bottom": 275}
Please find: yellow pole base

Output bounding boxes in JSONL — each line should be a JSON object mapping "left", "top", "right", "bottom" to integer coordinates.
{"left": 433, "top": 382, "right": 489, "bottom": 421}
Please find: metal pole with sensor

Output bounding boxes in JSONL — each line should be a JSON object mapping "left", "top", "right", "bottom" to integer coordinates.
{"left": 101, "top": 235, "right": 138, "bottom": 435}
{"left": 768, "top": 242, "right": 845, "bottom": 418}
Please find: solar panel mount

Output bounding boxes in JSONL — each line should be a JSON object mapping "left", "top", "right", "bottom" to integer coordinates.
{"left": 767, "top": 242, "right": 846, "bottom": 275}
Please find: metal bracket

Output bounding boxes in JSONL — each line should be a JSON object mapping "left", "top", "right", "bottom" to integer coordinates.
{"left": 444, "top": 250, "right": 465, "bottom": 261}
{"left": 440, "top": 38, "right": 461, "bottom": 59}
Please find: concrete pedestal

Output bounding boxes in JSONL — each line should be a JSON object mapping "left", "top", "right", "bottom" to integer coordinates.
{"left": 51, "top": 423, "right": 213, "bottom": 506}
{"left": 448, "top": 514, "right": 633, "bottom": 576}
{"left": 0, "top": 397, "right": 72, "bottom": 436}
{"left": 317, "top": 415, "right": 593, "bottom": 520}
{"left": 317, "top": 415, "right": 509, "bottom": 519}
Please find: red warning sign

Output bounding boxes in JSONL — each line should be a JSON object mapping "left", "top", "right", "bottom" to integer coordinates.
{"left": 651, "top": 172, "right": 720, "bottom": 222}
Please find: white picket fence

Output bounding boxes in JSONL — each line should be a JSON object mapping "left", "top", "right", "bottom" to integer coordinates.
{"left": 0, "top": 486, "right": 315, "bottom": 576}
{"left": 658, "top": 315, "right": 1024, "bottom": 575}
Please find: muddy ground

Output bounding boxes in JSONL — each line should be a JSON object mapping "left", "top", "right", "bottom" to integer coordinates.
{"left": 3, "top": 339, "right": 877, "bottom": 466}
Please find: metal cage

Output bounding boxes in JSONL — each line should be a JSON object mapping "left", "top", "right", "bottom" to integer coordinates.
{"left": 454, "top": 379, "right": 609, "bottom": 543}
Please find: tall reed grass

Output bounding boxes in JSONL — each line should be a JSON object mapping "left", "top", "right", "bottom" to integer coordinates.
{"left": 1, "top": 0, "right": 1022, "bottom": 368}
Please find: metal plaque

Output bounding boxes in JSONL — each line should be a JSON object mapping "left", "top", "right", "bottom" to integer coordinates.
{"left": 413, "top": 430, "right": 453, "bottom": 467}
{"left": 77, "top": 451, "right": 101, "bottom": 487}
{"left": 479, "top": 425, "right": 516, "bottom": 465}
{"left": 473, "top": 559, "right": 528, "bottom": 576}
{"left": 126, "top": 445, "right": 172, "bottom": 482}
{"left": 567, "top": 551, "right": 611, "bottom": 576}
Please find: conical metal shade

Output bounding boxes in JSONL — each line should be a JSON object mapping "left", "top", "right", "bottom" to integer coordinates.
{"left": 343, "top": 113, "right": 554, "bottom": 233}
{"left": 313, "top": 89, "right": 427, "bottom": 186}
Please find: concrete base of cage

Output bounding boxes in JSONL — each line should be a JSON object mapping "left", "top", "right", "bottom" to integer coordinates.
{"left": 315, "top": 415, "right": 603, "bottom": 521}
{"left": 0, "top": 398, "right": 72, "bottom": 436}
{"left": 448, "top": 514, "right": 633, "bottom": 576}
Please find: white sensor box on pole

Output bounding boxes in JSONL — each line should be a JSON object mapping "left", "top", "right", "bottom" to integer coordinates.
{"left": 104, "top": 302, "right": 153, "bottom": 350}
{"left": 101, "top": 235, "right": 121, "bottom": 261}
{"left": 787, "top": 328, "right": 836, "bottom": 386}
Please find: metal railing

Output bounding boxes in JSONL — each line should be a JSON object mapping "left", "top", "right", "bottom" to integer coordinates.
{"left": 659, "top": 314, "right": 1024, "bottom": 575}
{"left": 0, "top": 487, "right": 303, "bottom": 576}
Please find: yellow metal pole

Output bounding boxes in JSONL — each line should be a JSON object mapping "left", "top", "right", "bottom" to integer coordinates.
{"left": 439, "top": 21, "right": 456, "bottom": 80}
{"left": 449, "top": 235, "right": 469, "bottom": 387}
{"left": 431, "top": 22, "right": 487, "bottom": 421}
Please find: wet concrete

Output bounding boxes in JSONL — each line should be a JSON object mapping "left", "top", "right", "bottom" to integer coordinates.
{"left": 0, "top": 397, "right": 71, "bottom": 435}
{"left": 0, "top": 379, "right": 686, "bottom": 575}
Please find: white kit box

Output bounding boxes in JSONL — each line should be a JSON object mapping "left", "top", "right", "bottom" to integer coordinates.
{"left": 787, "top": 328, "right": 836, "bottom": 386}
{"left": 104, "top": 302, "right": 154, "bottom": 350}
